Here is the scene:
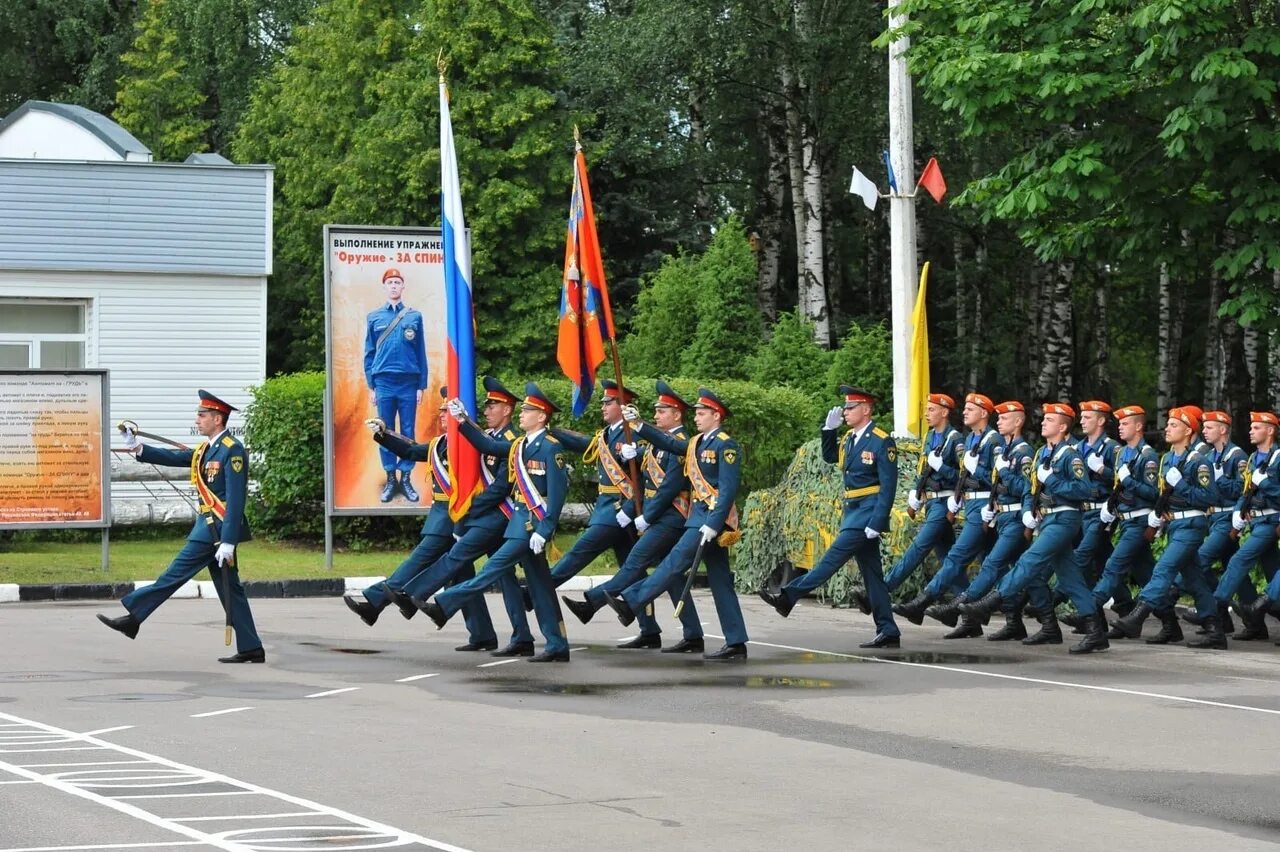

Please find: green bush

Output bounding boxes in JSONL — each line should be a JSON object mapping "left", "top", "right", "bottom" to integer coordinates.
{"left": 825, "top": 320, "right": 893, "bottom": 413}
{"left": 745, "top": 310, "right": 834, "bottom": 402}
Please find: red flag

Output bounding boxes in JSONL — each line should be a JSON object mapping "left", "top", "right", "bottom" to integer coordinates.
{"left": 917, "top": 157, "right": 947, "bottom": 204}
{"left": 557, "top": 145, "right": 614, "bottom": 416}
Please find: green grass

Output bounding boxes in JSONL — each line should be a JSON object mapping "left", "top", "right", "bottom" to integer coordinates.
{"left": 0, "top": 531, "right": 618, "bottom": 585}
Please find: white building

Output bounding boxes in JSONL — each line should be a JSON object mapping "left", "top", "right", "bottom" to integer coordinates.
{"left": 0, "top": 100, "right": 272, "bottom": 523}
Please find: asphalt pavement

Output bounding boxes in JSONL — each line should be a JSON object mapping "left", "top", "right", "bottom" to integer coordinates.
{"left": 2, "top": 594, "right": 1279, "bottom": 851}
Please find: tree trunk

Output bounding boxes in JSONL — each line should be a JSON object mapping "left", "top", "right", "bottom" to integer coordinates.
{"left": 756, "top": 95, "right": 787, "bottom": 327}
{"left": 1091, "top": 264, "right": 1110, "bottom": 398}
{"left": 1156, "top": 262, "right": 1174, "bottom": 426}
{"left": 1204, "top": 263, "right": 1222, "bottom": 409}
{"left": 781, "top": 63, "right": 806, "bottom": 290}
{"left": 798, "top": 122, "right": 830, "bottom": 346}
{"left": 1243, "top": 322, "right": 1259, "bottom": 401}
{"left": 1034, "top": 261, "right": 1073, "bottom": 401}
{"left": 686, "top": 87, "right": 712, "bottom": 233}
{"left": 954, "top": 235, "right": 967, "bottom": 384}
{"left": 1271, "top": 270, "right": 1280, "bottom": 409}
{"left": 969, "top": 240, "right": 986, "bottom": 390}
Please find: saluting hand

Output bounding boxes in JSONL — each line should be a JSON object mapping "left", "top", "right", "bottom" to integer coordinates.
{"left": 823, "top": 406, "right": 842, "bottom": 430}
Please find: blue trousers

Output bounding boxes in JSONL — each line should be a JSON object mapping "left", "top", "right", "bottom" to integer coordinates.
{"left": 997, "top": 511, "right": 1093, "bottom": 614}
{"left": 1072, "top": 510, "right": 1113, "bottom": 587}
{"left": 1091, "top": 518, "right": 1154, "bottom": 607}
{"left": 1139, "top": 517, "right": 1212, "bottom": 612}
{"left": 783, "top": 526, "right": 899, "bottom": 639}
{"left": 122, "top": 539, "right": 262, "bottom": 654}
{"left": 1196, "top": 515, "right": 1249, "bottom": 605}
{"left": 1215, "top": 519, "right": 1280, "bottom": 605}
{"left": 584, "top": 523, "right": 702, "bottom": 640}
{"left": 435, "top": 537, "right": 567, "bottom": 654}
{"left": 885, "top": 499, "right": 957, "bottom": 593}
{"left": 550, "top": 524, "right": 634, "bottom": 585}
{"left": 963, "top": 512, "right": 1029, "bottom": 601}
{"left": 621, "top": 528, "right": 747, "bottom": 646}
{"left": 361, "top": 532, "right": 496, "bottom": 645}
{"left": 924, "top": 499, "right": 994, "bottom": 597}
{"left": 374, "top": 374, "right": 419, "bottom": 474}
{"left": 398, "top": 525, "right": 534, "bottom": 644}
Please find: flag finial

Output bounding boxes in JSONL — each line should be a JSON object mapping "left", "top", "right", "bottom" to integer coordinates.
{"left": 573, "top": 124, "right": 582, "bottom": 151}
{"left": 437, "top": 48, "right": 447, "bottom": 83}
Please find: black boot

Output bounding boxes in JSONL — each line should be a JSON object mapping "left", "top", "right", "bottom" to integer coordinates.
{"left": 97, "top": 612, "right": 140, "bottom": 639}
{"left": 1109, "top": 601, "right": 1153, "bottom": 639}
{"left": 943, "top": 614, "right": 983, "bottom": 639}
{"left": 1186, "top": 615, "right": 1228, "bottom": 649}
{"left": 1220, "top": 603, "right": 1236, "bottom": 635}
{"left": 986, "top": 609, "right": 1028, "bottom": 641}
{"left": 1178, "top": 605, "right": 1208, "bottom": 627}
{"left": 959, "top": 590, "right": 1003, "bottom": 620}
{"left": 892, "top": 591, "right": 936, "bottom": 626}
{"left": 1145, "top": 608, "right": 1184, "bottom": 644}
{"left": 399, "top": 472, "right": 419, "bottom": 503}
{"left": 343, "top": 594, "right": 380, "bottom": 627}
{"left": 379, "top": 471, "right": 397, "bottom": 502}
{"left": 925, "top": 595, "right": 966, "bottom": 628}
{"left": 1022, "top": 610, "right": 1063, "bottom": 645}
{"left": 1059, "top": 610, "right": 1089, "bottom": 634}
{"left": 849, "top": 588, "right": 872, "bottom": 615}
{"left": 561, "top": 595, "right": 597, "bottom": 625}
{"left": 1069, "top": 609, "right": 1110, "bottom": 654}
{"left": 1110, "top": 599, "right": 1136, "bottom": 618}
{"left": 1232, "top": 601, "right": 1270, "bottom": 641}
{"left": 387, "top": 587, "right": 418, "bottom": 620}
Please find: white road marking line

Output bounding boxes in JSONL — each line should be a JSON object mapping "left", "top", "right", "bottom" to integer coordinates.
{"left": 570, "top": 646, "right": 587, "bottom": 652}
{"left": 171, "top": 811, "right": 321, "bottom": 822}
{"left": 0, "top": 843, "right": 206, "bottom": 852}
{"left": 711, "top": 634, "right": 1280, "bottom": 717}
{"left": 477, "top": 659, "right": 518, "bottom": 668}
{"left": 0, "top": 711, "right": 474, "bottom": 852}
{"left": 0, "top": 779, "right": 38, "bottom": 784}
{"left": 80, "top": 726, "right": 134, "bottom": 737}
{"left": 114, "top": 791, "right": 259, "bottom": 799}
{"left": 394, "top": 673, "right": 439, "bottom": 682}
{"left": 304, "top": 687, "right": 359, "bottom": 698}
{"left": 16, "top": 761, "right": 150, "bottom": 769}
{"left": 190, "top": 707, "right": 252, "bottom": 719}
{"left": 0, "top": 747, "right": 104, "bottom": 753}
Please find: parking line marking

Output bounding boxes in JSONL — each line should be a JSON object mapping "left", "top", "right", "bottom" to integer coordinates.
{"left": 0, "top": 747, "right": 103, "bottom": 753}
{"left": 114, "top": 791, "right": 259, "bottom": 799}
{"left": 305, "top": 687, "right": 359, "bottom": 698}
{"left": 80, "top": 727, "right": 134, "bottom": 737}
{"left": 171, "top": 811, "right": 320, "bottom": 822}
{"left": 477, "top": 659, "right": 518, "bottom": 668}
{"left": 190, "top": 707, "right": 252, "bottom": 719}
{"left": 395, "top": 673, "right": 439, "bottom": 683}
{"left": 16, "top": 761, "right": 150, "bottom": 769}
{"left": 0, "top": 843, "right": 207, "bottom": 851}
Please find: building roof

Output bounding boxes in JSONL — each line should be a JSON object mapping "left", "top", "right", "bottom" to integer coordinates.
{"left": 0, "top": 100, "right": 151, "bottom": 160}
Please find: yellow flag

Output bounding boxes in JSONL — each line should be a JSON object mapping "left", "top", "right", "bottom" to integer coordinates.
{"left": 906, "top": 262, "right": 930, "bottom": 439}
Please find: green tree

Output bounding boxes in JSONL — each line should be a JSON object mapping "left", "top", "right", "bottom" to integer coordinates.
{"left": 681, "top": 216, "right": 762, "bottom": 379}
{"left": 114, "top": 0, "right": 211, "bottom": 161}
{"left": 744, "top": 310, "right": 833, "bottom": 401}
{"left": 620, "top": 252, "right": 700, "bottom": 377}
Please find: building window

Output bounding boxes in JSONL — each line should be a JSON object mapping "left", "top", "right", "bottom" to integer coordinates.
{"left": 0, "top": 300, "right": 87, "bottom": 368}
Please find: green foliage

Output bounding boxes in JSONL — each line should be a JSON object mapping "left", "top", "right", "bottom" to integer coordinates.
{"left": 620, "top": 252, "right": 700, "bottom": 377}
{"left": 825, "top": 320, "right": 893, "bottom": 413}
{"left": 235, "top": 0, "right": 571, "bottom": 375}
{"left": 113, "top": 0, "right": 211, "bottom": 161}
{"left": 745, "top": 310, "right": 833, "bottom": 401}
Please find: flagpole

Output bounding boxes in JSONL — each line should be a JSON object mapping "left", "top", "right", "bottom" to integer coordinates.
{"left": 887, "top": 0, "right": 919, "bottom": 438}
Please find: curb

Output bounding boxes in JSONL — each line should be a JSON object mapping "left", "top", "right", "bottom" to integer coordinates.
{"left": 0, "top": 574, "right": 616, "bottom": 603}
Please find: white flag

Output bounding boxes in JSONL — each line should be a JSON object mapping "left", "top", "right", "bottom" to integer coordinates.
{"left": 848, "top": 166, "right": 879, "bottom": 211}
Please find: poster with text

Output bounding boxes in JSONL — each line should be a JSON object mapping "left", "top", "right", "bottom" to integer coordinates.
{"left": 0, "top": 370, "right": 109, "bottom": 528}
{"left": 325, "top": 225, "right": 454, "bottom": 515}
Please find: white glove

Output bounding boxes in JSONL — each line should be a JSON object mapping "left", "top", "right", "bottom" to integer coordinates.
{"left": 980, "top": 506, "right": 996, "bottom": 524}
{"left": 1117, "top": 464, "right": 1131, "bottom": 483}
{"left": 946, "top": 495, "right": 962, "bottom": 514}
{"left": 907, "top": 492, "right": 922, "bottom": 512}
{"left": 121, "top": 430, "right": 140, "bottom": 452}
{"left": 994, "top": 453, "right": 1010, "bottom": 472}
{"left": 1146, "top": 512, "right": 1164, "bottom": 530}
{"left": 1038, "top": 463, "right": 1054, "bottom": 484}
{"left": 1099, "top": 505, "right": 1117, "bottom": 524}
{"left": 963, "top": 452, "right": 978, "bottom": 474}
{"left": 1252, "top": 468, "right": 1269, "bottom": 485}
{"left": 529, "top": 532, "right": 546, "bottom": 554}
{"left": 927, "top": 450, "right": 944, "bottom": 471}
{"left": 446, "top": 398, "right": 466, "bottom": 419}
{"left": 621, "top": 404, "right": 641, "bottom": 423}
{"left": 215, "top": 542, "right": 235, "bottom": 566}
{"left": 615, "top": 509, "right": 632, "bottom": 528}
{"left": 699, "top": 524, "right": 717, "bottom": 544}
{"left": 1021, "top": 511, "right": 1039, "bottom": 530}
{"left": 1164, "top": 466, "right": 1182, "bottom": 488}
{"left": 823, "top": 406, "right": 843, "bottom": 430}
{"left": 1232, "top": 510, "right": 1247, "bottom": 531}
{"left": 634, "top": 514, "right": 650, "bottom": 534}
{"left": 1213, "top": 465, "right": 1223, "bottom": 481}
{"left": 453, "top": 532, "right": 463, "bottom": 541}
{"left": 864, "top": 526, "right": 879, "bottom": 539}
{"left": 619, "top": 442, "right": 638, "bottom": 461}
{"left": 1087, "top": 453, "right": 1104, "bottom": 473}
{"left": 364, "top": 417, "right": 385, "bottom": 435}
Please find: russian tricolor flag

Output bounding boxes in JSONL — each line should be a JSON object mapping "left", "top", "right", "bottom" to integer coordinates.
{"left": 439, "top": 77, "right": 480, "bottom": 520}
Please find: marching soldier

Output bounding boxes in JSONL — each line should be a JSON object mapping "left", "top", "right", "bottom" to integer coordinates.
{"left": 420, "top": 383, "right": 573, "bottom": 662}
{"left": 895, "top": 393, "right": 999, "bottom": 633}
{"left": 561, "top": 381, "right": 704, "bottom": 651}
{"left": 876, "top": 394, "right": 964, "bottom": 607}
{"left": 1091, "top": 406, "right": 1159, "bottom": 635}
{"left": 1209, "top": 411, "right": 1280, "bottom": 645}
{"left": 605, "top": 388, "right": 749, "bottom": 660}
{"left": 1109, "top": 407, "right": 1219, "bottom": 647}
{"left": 363, "top": 268, "right": 428, "bottom": 503}
{"left": 547, "top": 380, "right": 638, "bottom": 589}
{"left": 960, "top": 403, "right": 1104, "bottom": 653}
{"left": 341, "top": 389, "right": 504, "bottom": 653}
{"left": 1070, "top": 401, "right": 1120, "bottom": 593}
{"left": 97, "top": 391, "right": 264, "bottom": 663}
{"left": 758, "top": 386, "right": 901, "bottom": 648}
{"left": 926, "top": 401, "right": 1035, "bottom": 641}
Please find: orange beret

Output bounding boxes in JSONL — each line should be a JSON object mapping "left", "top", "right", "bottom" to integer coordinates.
{"left": 1251, "top": 411, "right": 1279, "bottom": 427}
{"left": 927, "top": 393, "right": 956, "bottom": 409}
{"left": 1114, "top": 405, "right": 1145, "bottom": 420}
{"left": 1170, "top": 407, "right": 1201, "bottom": 431}
{"left": 965, "top": 393, "right": 995, "bottom": 413}
{"left": 1043, "top": 402, "right": 1076, "bottom": 419}
{"left": 382, "top": 268, "right": 404, "bottom": 283}
{"left": 1203, "top": 410, "right": 1231, "bottom": 425}
{"left": 994, "top": 401, "right": 1024, "bottom": 414}
{"left": 1079, "top": 400, "right": 1112, "bottom": 414}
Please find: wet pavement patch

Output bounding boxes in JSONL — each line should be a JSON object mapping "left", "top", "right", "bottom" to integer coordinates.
{"left": 0, "top": 671, "right": 107, "bottom": 683}
{"left": 70, "top": 692, "right": 191, "bottom": 703}
{"left": 482, "top": 675, "right": 842, "bottom": 695}
{"left": 296, "top": 642, "right": 382, "bottom": 654}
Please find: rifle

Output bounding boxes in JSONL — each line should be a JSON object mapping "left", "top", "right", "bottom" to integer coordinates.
{"left": 984, "top": 446, "right": 1004, "bottom": 532}
{"left": 672, "top": 537, "right": 708, "bottom": 619}
{"left": 1230, "top": 451, "right": 1268, "bottom": 541}
{"left": 1144, "top": 451, "right": 1174, "bottom": 543}
{"left": 946, "top": 461, "right": 969, "bottom": 524}
{"left": 1025, "top": 443, "right": 1049, "bottom": 541}
{"left": 1101, "top": 446, "right": 1126, "bottom": 533}
{"left": 908, "top": 439, "right": 932, "bottom": 520}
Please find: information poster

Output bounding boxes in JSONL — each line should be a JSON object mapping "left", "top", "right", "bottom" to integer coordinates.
{"left": 324, "top": 225, "right": 452, "bottom": 515}
{"left": 0, "top": 370, "right": 109, "bottom": 528}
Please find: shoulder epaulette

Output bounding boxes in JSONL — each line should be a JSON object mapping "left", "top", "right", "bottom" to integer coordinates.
{"left": 221, "top": 436, "right": 236, "bottom": 448}
{"left": 501, "top": 425, "right": 518, "bottom": 439}
{"left": 545, "top": 434, "right": 561, "bottom": 445}
{"left": 717, "top": 431, "right": 730, "bottom": 440}
{"left": 872, "top": 427, "right": 888, "bottom": 439}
